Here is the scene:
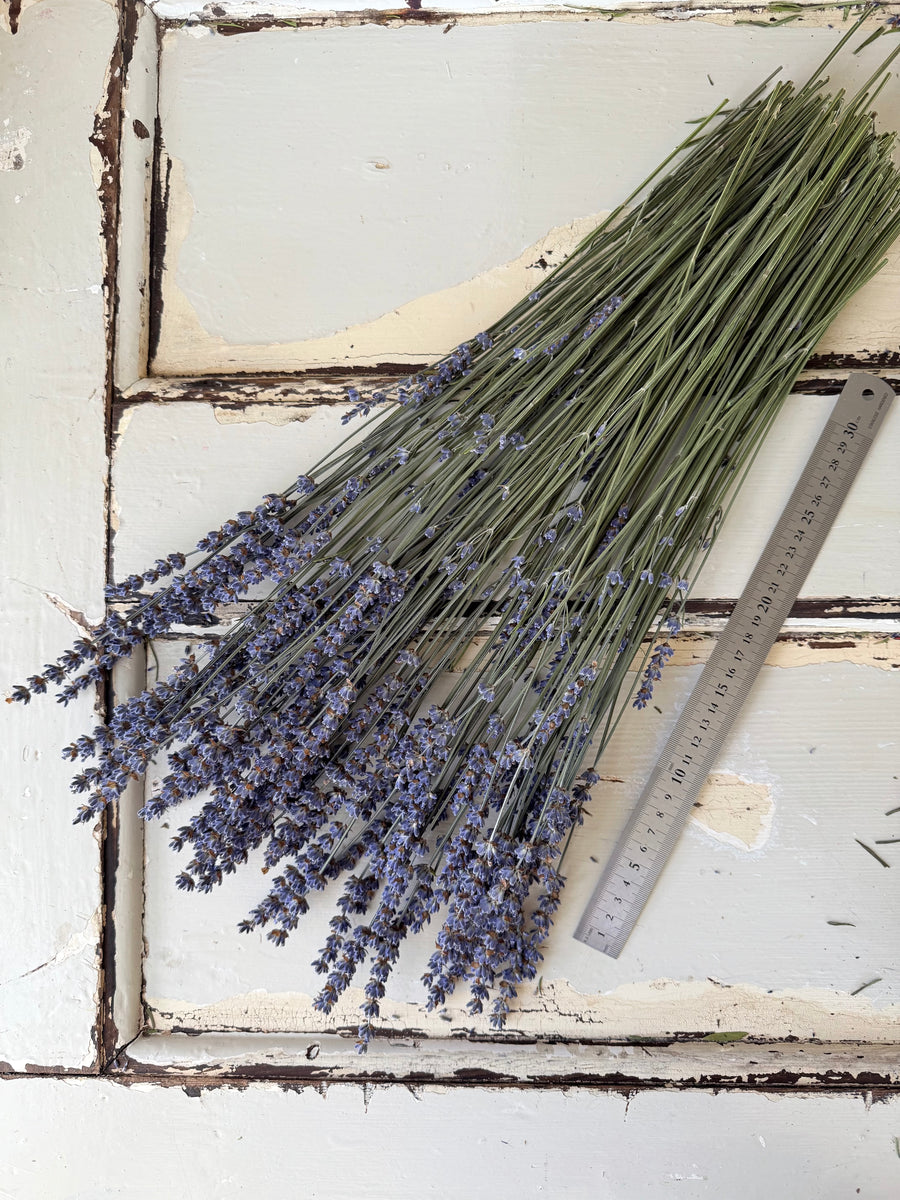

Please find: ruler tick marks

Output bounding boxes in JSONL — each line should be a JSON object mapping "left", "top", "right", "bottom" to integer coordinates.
{"left": 574, "top": 374, "right": 895, "bottom": 959}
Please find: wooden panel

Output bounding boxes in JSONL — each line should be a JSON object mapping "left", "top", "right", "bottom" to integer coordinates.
{"left": 4, "top": 1078, "right": 900, "bottom": 1199}
{"left": 111, "top": 391, "right": 900, "bottom": 601}
{"left": 152, "top": 20, "right": 900, "bottom": 374}
{"left": 138, "top": 633, "right": 900, "bottom": 1042}
{"left": 125, "top": 1029, "right": 900, "bottom": 1086}
{"left": 147, "top": 0, "right": 886, "bottom": 24}
{"left": 114, "top": 1, "right": 158, "bottom": 390}
{"left": 0, "top": 0, "right": 116, "bottom": 1071}
{"left": 111, "top": 378, "right": 899, "bottom": 1045}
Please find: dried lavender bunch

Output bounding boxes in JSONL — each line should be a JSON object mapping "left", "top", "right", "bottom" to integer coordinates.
{"left": 11, "top": 26, "right": 900, "bottom": 1050}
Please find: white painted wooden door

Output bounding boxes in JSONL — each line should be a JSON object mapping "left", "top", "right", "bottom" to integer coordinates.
{"left": 3, "top": 2, "right": 900, "bottom": 1195}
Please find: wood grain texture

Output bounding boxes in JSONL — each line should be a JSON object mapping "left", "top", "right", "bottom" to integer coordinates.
{"left": 152, "top": 20, "right": 900, "bottom": 373}
{"left": 0, "top": 0, "right": 118, "bottom": 1073}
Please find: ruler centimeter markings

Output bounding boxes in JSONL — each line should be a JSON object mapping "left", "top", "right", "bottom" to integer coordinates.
{"left": 574, "top": 373, "right": 895, "bottom": 959}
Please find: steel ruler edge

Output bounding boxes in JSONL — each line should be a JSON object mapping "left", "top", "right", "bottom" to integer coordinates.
{"left": 573, "top": 372, "right": 895, "bottom": 958}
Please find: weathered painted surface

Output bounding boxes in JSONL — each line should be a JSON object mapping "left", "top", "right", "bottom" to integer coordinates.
{"left": 110, "top": 652, "right": 150, "bottom": 1051}
{"left": 114, "top": 1, "right": 158, "bottom": 389}
{"left": 0, "top": 0, "right": 116, "bottom": 1072}
{"left": 124, "top": 1028, "right": 900, "bottom": 1086}
{"left": 3, "top": 1078, "right": 900, "bottom": 1199}
{"left": 2, "top": 0, "right": 897, "bottom": 1149}
{"left": 111, "top": 391, "right": 900, "bottom": 600}
{"left": 148, "top": 0, "right": 899, "bottom": 21}
{"left": 109, "top": 382, "right": 899, "bottom": 1050}
{"left": 138, "top": 637, "right": 900, "bottom": 1042}
{"left": 151, "top": 20, "right": 900, "bottom": 373}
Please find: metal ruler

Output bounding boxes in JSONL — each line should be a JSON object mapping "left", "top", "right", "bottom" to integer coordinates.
{"left": 574, "top": 373, "right": 895, "bottom": 958}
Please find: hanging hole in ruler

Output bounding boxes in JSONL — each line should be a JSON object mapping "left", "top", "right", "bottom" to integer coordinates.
{"left": 861, "top": 388, "right": 875, "bottom": 398}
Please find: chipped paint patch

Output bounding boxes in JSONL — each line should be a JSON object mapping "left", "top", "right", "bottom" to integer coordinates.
{"left": 146, "top": 974, "right": 900, "bottom": 1042}
{"left": 691, "top": 772, "right": 774, "bottom": 851}
{"left": 212, "top": 404, "right": 312, "bottom": 426}
{"left": 39, "top": 589, "right": 95, "bottom": 636}
{"left": 149, "top": 2, "right": 900, "bottom": 34}
{"left": 0, "top": 126, "right": 31, "bottom": 171}
{"left": 665, "top": 632, "right": 900, "bottom": 672}
{"left": 152, "top": 149, "right": 606, "bottom": 373}
{"left": 1, "top": 0, "right": 48, "bottom": 36}
{"left": 3, "top": 906, "right": 102, "bottom": 987}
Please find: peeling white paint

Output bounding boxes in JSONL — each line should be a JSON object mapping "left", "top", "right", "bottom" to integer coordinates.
{"left": 691, "top": 773, "right": 774, "bottom": 852}
{"left": 212, "top": 404, "right": 312, "bottom": 426}
{"left": 667, "top": 633, "right": 900, "bottom": 672}
{"left": 2, "top": 906, "right": 101, "bottom": 988}
{"left": 0, "top": 126, "right": 31, "bottom": 171}
{"left": 148, "top": 0, "right": 895, "bottom": 23}
{"left": 146, "top": 974, "right": 900, "bottom": 1041}
{"left": 0, "top": 0, "right": 50, "bottom": 36}
{"left": 154, "top": 151, "right": 604, "bottom": 372}
{"left": 153, "top": 21, "right": 900, "bottom": 373}
{"left": 114, "top": 0, "right": 159, "bottom": 389}
{"left": 37, "top": 588, "right": 96, "bottom": 635}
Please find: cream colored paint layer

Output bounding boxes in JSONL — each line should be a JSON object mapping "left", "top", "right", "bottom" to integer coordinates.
{"left": 212, "top": 404, "right": 312, "bottom": 426}
{"left": 665, "top": 632, "right": 900, "bottom": 672}
{"left": 154, "top": 151, "right": 605, "bottom": 372}
{"left": 127, "top": 1028, "right": 900, "bottom": 1085}
{"left": 153, "top": 21, "right": 900, "bottom": 373}
{"left": 146, "top": 975, "right": 900, "bottom": 1041}
{"left": 691, "top": 773, "right": 774, "bottom": 851}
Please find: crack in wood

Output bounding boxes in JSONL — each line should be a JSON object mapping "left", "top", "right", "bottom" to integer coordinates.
{"left": 156, "top": 4, "right": 900, "bottom": 37}
{"left": 93, "top": 0, "right": 143, "bottom": 1079}
{"left": 120, "top": 367, "right": 900, "bottom": 406}
{"left": 62, "top": 1053, "right": 900, "bottom": 1094}
{"left": 147, "top": 125, "right": 170, "bottom": 369}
